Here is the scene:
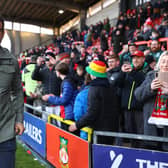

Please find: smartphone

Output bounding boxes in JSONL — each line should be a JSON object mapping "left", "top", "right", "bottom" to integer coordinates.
{"left": 158, "top": 72, "right": 168, "bottom": 83}
{"left": 155, "top": 71, "right": 158, "bottom": 78}
{"left": 123, "top": 61, "right": 131, "bottom": 65}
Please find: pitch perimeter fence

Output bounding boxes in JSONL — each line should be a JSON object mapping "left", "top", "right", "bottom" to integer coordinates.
{"left": 19, "top": 104, "right": 168, "bottom": 168}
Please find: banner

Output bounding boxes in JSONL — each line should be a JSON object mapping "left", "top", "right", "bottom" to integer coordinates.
{"left": 21, "top": 112, "right": 46, "bottom": 158}
{"left": 46, "top": 123, "right": 89, "bottom": 168}
{"left": 93, "top": 145, "right": 168, "bottom": 168}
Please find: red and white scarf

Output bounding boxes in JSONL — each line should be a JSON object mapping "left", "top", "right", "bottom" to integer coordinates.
{"left": 148, "top": 88, "right": 168, "bottom": 126}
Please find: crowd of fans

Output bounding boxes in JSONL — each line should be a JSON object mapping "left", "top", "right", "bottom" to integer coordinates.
{"left": 21, "top": 0, "right": 168, "bottom": 150}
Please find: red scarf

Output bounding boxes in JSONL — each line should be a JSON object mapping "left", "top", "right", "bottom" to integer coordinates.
{"left": 148, "top": 88, "right": 168, "bottom": 126}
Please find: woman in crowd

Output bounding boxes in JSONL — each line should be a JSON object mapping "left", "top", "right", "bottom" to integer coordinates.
{"left": 135, "top": 51, "right": 168, "bottom": 151}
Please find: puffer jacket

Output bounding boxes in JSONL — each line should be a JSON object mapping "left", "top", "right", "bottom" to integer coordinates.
{"left": 74, "top": 86, "right": 89, "bottom": 121}
{"left": 74, "top": 85, "right": 89, "bottom": 140}
{"left": 48, "top": 77, "right": 78, "bottom": 120}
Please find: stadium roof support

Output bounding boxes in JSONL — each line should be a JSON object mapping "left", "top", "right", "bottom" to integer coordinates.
{"left": 0, "top": 0, "right": 100, "bottom": 28}
{"left": 22, "top": 0, "right": 80, "bottom": 13}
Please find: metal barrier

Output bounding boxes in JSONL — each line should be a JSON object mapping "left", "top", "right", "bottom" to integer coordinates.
{"left": 48, "top": 114, "right": 93, "bottom": 142}
{"left": 23, "top": 104, "right": 168, "bottom": 167}
{"left": 24, "top": 103, "right": 93, "bottom": 142}
{"left": 23, "top": 104, "right": 92, "bottom": 168}
{"left": 24, "top": 103, "right": 46, "bottom": 114}
{"left": 135, "top": 37, "right": 168, "bottom": 49}
{"left": 25, "top": 103, "right": 168, "bottom": 146}
{"left": 93, "top": 131, "right": 168, "bottom": 145}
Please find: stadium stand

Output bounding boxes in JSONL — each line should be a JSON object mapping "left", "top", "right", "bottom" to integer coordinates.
{"left": 1, "top": 0, "right": 168, "bottom": 167}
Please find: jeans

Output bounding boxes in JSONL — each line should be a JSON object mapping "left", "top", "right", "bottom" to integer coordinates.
{"left": 0, "top": 138, "right": 16, "bottom": 168}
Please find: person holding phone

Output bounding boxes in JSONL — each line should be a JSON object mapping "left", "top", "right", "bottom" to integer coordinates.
{"left": 135, "top": 51, "right": 168, "bottom": 151}
{"left": 116, "top": 50, "right": 151, "bottom": 148}
{"left": 32, "top": 49, "right": 62, "bottom": 121}
{"left": 119, "top": 42, "right": 137, "bottom": 66}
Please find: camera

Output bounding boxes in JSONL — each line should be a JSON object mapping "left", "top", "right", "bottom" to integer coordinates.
{"left": 45, "top": 56, "right": 50, "bottom": 61}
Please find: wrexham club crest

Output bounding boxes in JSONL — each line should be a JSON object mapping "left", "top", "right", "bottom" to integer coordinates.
{"left": 59, "top": 136, "right": 69, "bottom": 168}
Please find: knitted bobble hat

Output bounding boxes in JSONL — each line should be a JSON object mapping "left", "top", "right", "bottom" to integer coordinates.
{"left": 86, "top": 60, "right": 107, "bottom": 78}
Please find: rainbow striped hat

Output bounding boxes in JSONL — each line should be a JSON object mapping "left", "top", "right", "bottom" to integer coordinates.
{"left": 86, "top": 60, "right": 107, "bottom": 78}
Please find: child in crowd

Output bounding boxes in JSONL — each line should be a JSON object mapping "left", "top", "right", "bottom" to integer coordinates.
{"left": 42, "top": 63, "right": 78, "bottom": 130}
{"left": 69, "top": 60, "right": 120, "bottom": 144}
{"left": 73, "top": 73, "right": 91, "bottom": 140}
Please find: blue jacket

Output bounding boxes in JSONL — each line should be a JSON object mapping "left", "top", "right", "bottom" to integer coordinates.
{"left": 74, "top": 86, "right": 89, "bottom": 140}
{"left": 74, "top": 86, "right": 89, "bottom": 121}
{"left": 76, "top": 78, "right": 120, "bottom": 133}
{"left": 48, "top": 77, "right": 78, "bottom": 120}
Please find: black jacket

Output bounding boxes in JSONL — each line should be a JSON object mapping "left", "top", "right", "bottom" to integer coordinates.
{"left": 107, "top": 66, "right": 121, "bottom": 97}
{"left": 76, "top": 78, "right": 120, "bottom": 132}
{"left": 116, "top": 67, "right": 149, "bottom": 111}
{"left": 107, "top": 66, "right": 121, "bottom": 86}
{"left": 100, "top": 34, "right": 108, "bottom": 52}
{"left": 32, "top": 65, "right": 61, "bottom": 96}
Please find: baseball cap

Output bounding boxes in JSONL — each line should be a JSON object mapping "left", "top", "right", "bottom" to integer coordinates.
{"left": 131, "top": 50, "right": 145, "bottom": 57}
